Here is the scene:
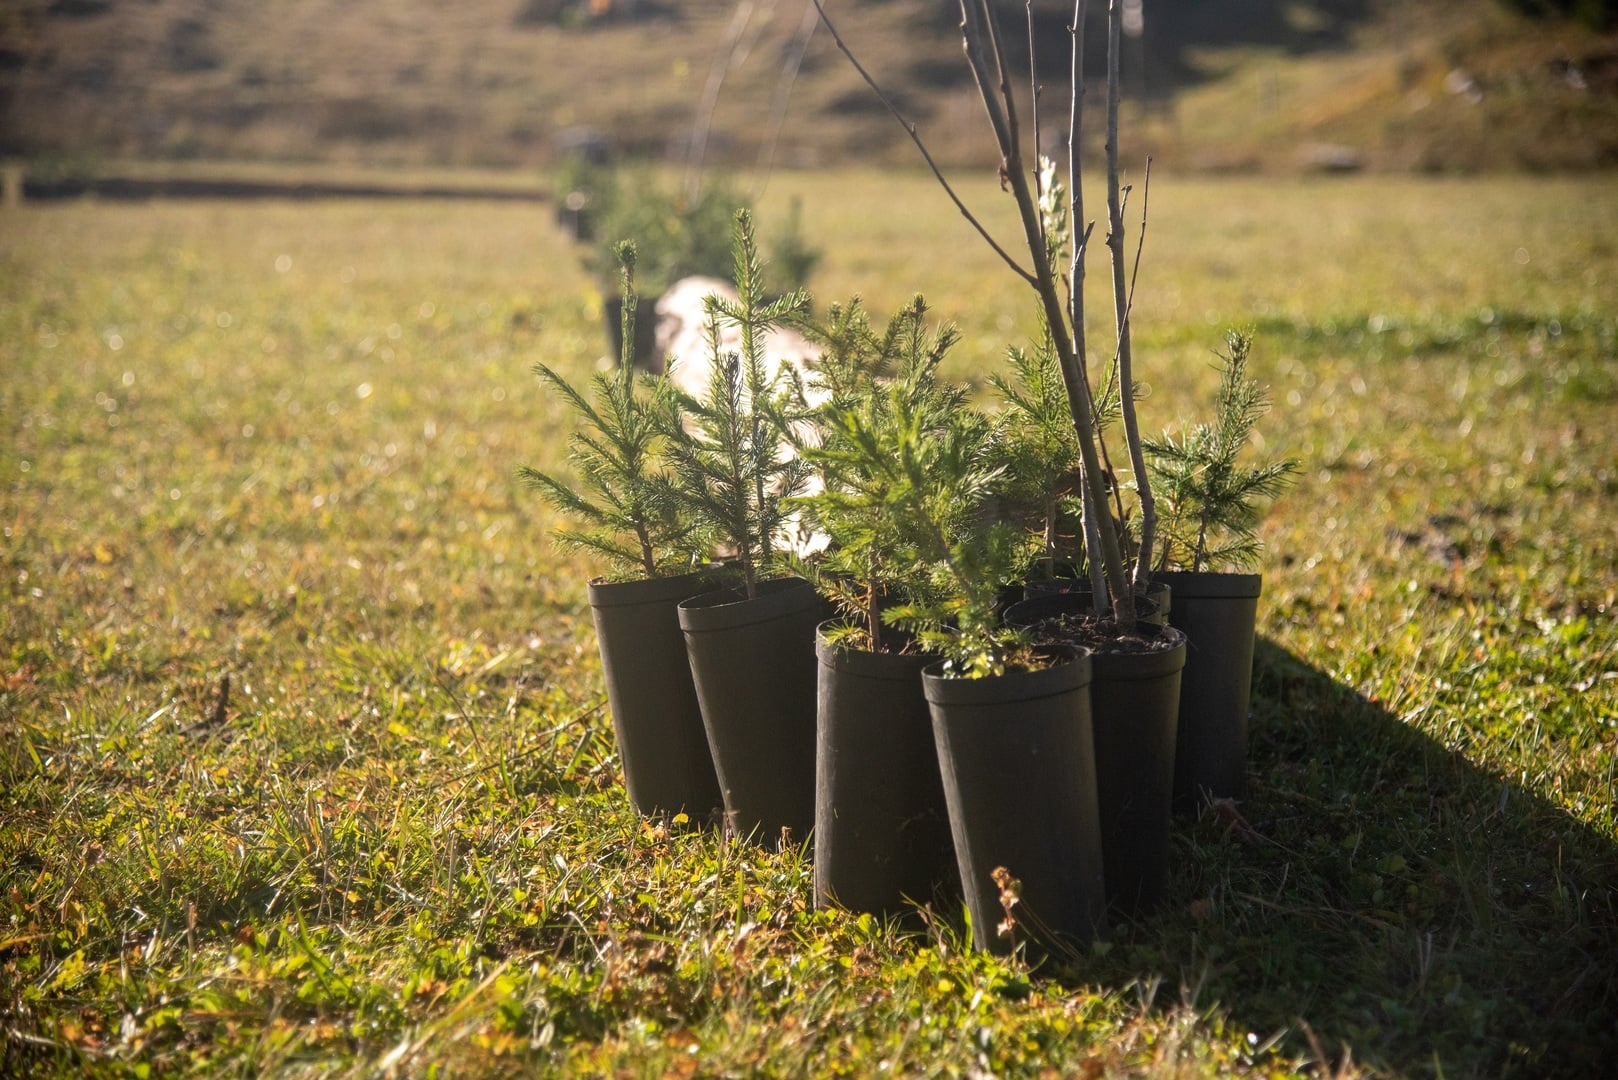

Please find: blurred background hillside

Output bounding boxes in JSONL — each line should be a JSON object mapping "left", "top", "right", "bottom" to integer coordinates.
{"left": 1, "top": 0, "right": 1615, "bottom": 177}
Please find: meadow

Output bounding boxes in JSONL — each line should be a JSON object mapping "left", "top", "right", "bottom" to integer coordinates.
{"left": 2, "top": 169, "right": 1616, "bottom": 1076}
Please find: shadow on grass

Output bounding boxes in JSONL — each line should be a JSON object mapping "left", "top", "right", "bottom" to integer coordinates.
{"left": 1089, "top": 637, "right": 1618, "bottom": 1077}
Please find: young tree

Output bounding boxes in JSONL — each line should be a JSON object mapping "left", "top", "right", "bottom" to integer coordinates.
{"left": 663, "top": 210, "right": 813, "bottom": 598}
{"left": 816, "top": 0, "right": 1159, "bottom": 632}
{"left": 519, "top": 243, "right": 702, "bottom": 579}
{"left": 1146, "top": 331, "right": 1299, "bottom": 573}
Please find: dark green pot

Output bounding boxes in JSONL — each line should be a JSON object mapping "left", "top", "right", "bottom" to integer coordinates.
{"left": 922, "top": 648, "right": 1107, "bottom": 955}
{"left": 814, "top": 627, "right": 956, "bottom": 919}
{"left": 588, "top": 572, "right": 723, "bottom": 824}
{"left": 1089, "top": 627, "right": 1187, "bottom": 915}
{"left": 1002, "top": 593, "right": 1187, "bottom": 916}
{"left": 1153, "top": 571, "right": 1262, "bottom": 814}
{"left": 678, "top": 577, "right": 821, "bottom": 847}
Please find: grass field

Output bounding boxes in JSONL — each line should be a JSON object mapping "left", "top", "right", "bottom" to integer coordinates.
{"left": 3, "top": 170, "right": 1616, "bottom": 1076}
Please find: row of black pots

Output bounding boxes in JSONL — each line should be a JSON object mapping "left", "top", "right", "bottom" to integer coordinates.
{"left": 586, "top": 570, "right": 1261, "bottom": 957}
{"left": 1006, "top": 572, "right": 1265, "bottom": 810}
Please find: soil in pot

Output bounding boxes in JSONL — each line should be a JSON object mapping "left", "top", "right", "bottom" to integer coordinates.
{"left": 1152, "top": 571, "right": 1262, "bottom": 814}
{"left": 1004, "top": 595, "right": 1187, "bottom": 916}
{"left": 922, "top": 647, "right": 1107, "bottom": 956}
{"left": 814, "top": 627, "right": 957, "bottom": 919}
{"left": 589, "top": 571, "right": 724, "bottom": 825}
{"left": 678, "top": 577, "right": 821, "bottom": 847}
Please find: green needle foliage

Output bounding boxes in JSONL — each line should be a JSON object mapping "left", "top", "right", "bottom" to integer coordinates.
{"left": 1145, "top": 330, "right": 1300, "bottom": 573}
{"left": 663, "top": 210, "right": 813, "bottom": 598}
{"left": 988, "top": 325, "right": 1085, "bottom": 580}
{"left": 795, "top": 295, "right": 966, "bottom": 653}
{"left": 801, "top": 364, "right": 1034, "bottom": 678}
{"left": 882, "top": 399, "right": 1032, "bottom": 677}
{"left": 518, "top": 243, "right": 702, "bottom": 580}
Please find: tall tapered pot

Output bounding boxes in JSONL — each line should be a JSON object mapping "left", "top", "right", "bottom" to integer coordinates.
{"left": 922, "top": 648, "right": 1106, "bottom": 956}
{"left": 678, "top": 577, "right": 821, "bottom": 846}
{"left": 1153, "top": 571, "right": 1262, "bottom": 814}
{"left": 1003, "top": 594, "right": 1188, "bottom": 916}
{"left": 588, "top": 572, "right": 724, "bottom": 824}
{"left": 1088, "top": 629, "right": 1187, "bottom": 915}
{"left": 814, "top": 627, "right": 956, "bottom": 918}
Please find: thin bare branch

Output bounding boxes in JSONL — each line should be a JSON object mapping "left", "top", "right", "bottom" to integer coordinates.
{"left": 1102, "top": 0, "right": 1154, "bottom": 597}
{"left": 1027, "top": 0, "right": 1043, "bottom": 209}
{"left": 753, "top": 0, "right": 822, "bottom": 199}
{"left": 1125, "top": 158, "right": 1153, "bottom": 329}
{"left": 1067, "top": 0, "right": 1088, "bottom": 343}
{"left": 1066, "top": 0, "right": 1109, "bottom": 608}
{"left": 689, "top": 1, "right": 758, "bottom": 201}
{"left": 811, "top": 0, "right": 1035, "bottom": 286}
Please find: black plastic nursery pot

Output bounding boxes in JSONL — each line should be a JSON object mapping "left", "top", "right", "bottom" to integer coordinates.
{"left": 1003, "top": 593, "right": 1187, "bottom": 916}
{"left": 588, "top": 572, "right": 724, "bottom": 824}
{"left": 1153, "top": 571, "right": 1263, "bottom": 814}
{"left": 678, "top": 577, "right": 821, "bottom": 846}
{"left": 814, "top": 627, "right": 956, "bottom": 919}
{"left": 922, "top": 648, "right": 1107, "bottom": 956}
{"left": 1088, "top": 629, "right": 1186, "bottom": 916}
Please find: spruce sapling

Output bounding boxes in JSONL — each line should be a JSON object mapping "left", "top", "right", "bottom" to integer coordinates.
{"left": 663, "top": 210, "right": 813, "bottom": 598}
{"left": 795, "top": 296, "right": 966, "bottom": 653}
{"left": 1145, "top": 330, "right": 1299, "bottom": 574}
{"left": 519, "top": 242, "right": 702, "bottom": 579}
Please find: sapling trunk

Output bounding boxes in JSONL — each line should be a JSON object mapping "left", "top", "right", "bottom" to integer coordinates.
{"left": 958, "top": 0, "right": 1135, "bottom": 631}
{"left": 1104, "top": 0, "right": 1155, "bottom": 596}
{"left": 1067, "top": 0, "right": 1112, "bottom": 611}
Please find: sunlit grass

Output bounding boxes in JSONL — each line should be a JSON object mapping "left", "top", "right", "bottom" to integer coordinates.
{"left": 2, "top": 173, "right": 1616, "bottom": 1076}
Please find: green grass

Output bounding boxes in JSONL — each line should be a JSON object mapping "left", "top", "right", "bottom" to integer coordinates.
{"left": 2, "top": 170, "right": 1616, "bottom": 1077}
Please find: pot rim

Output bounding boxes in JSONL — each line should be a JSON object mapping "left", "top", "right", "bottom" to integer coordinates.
{"left": 587, "top": 569, "right": 720, "bottom": 609}
{"left": 815, "top": 621, "right": 936, "bottom": 680}
{"left": 921, "top": 645, "right": 1091, "bottom": 706}
{"left": 1088, "top": 625, "right": 1188, "bottom": 680}
{"left": 1004, "top": 591, "right": 1167, "bottom": 628}
{"left": 1150, "top": 570, "right": 1262, "bottom": 600}
{"left": 677, "top": 575, "right": 818, "bottom": 633}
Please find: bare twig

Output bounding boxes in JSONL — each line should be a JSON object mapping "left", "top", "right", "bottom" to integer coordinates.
{"left": 1027, "top": 0, "right": 1043, "bottom": 210}
{"left": 753, "top": 0, "right": 821, "bottom": 198}
{"left": 961, "top": 0, "right": 1130, "bottom": 619}
{"left": 811, "top": 0, "right": 1035, "bottom": 286}
{"left": 1064, "top": 0, "right": 1111, "bottom": 608}
{"left": 688, "top": 0, "right": 760, "bottom": 201}
{"left": 1103, "top": 0, "right": 1153, "bottom": 605}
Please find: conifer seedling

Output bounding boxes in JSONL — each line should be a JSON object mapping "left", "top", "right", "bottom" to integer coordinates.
{"left": 518, "top": 242, "right": 703, "bottom": 580}
{"left": 661, "top": 210, "right": 812, "bottom": 599}
{"left": 794, "top": 296, "right": 968, "bottom": 653}
{"left": 1145, "top": 330, "right": 1299, "bottom": 574}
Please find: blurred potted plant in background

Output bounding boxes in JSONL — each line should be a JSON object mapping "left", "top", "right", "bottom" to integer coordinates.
{"left": 588, "top": 176, "right": 750, "bottom": 370}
